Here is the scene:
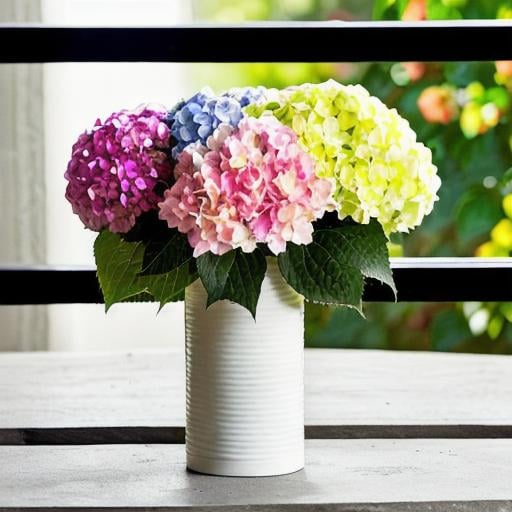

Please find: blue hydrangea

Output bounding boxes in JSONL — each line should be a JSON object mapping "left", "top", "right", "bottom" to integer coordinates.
{"left": 167, "top": 86, "right": 267, "bottom": 158}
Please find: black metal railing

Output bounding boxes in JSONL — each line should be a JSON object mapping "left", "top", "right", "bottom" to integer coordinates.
{"left": 1, "top": 21, "right": 512, "bottom": 62}
{"left": 1, "top": 20, "right": 512, "bottom": 304}
{"left": 2, "top": 259, "right": 512, "bottom": 304}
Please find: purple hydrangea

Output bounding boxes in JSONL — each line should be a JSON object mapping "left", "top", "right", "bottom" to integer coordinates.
{"left": 167, "top": 86, "right": 267, "bottom": 158}
{"left": 64, "top": 106, "right": 173, "bottom": 233}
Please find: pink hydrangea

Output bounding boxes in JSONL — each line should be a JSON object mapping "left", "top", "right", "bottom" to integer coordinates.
{"left": 158, "top": 116, "right": 332, "bottom": 256}
{"left": 64, "top": 106, "right": 172, "bottom": 233}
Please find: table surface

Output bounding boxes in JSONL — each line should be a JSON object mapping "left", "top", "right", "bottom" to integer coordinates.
{"left": 1, "top": 347, "right": 512, "bottom": 511}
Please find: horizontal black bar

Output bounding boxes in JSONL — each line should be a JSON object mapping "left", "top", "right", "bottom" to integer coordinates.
{"left": 1, "top": 21, "right": 512, "bottom": 63}
{"left": 0, "top": 427, "right": 185, "bottom": 446}
{"left": 2, "top": 424, "right": 511, "bottom": 446}
{"left": 1, "top": 259, "right": 512, "bottom": 304}
{"left": 0, "top": 266, "right": 104, "bottom": 305}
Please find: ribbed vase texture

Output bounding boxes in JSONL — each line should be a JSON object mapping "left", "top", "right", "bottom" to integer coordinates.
{"left": 185, "top": 259, "right": 305, "bottom": 476}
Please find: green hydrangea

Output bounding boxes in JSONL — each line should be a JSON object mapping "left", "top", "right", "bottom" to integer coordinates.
{"left": 245, "top": 80, "right": 441, "bottom": 234}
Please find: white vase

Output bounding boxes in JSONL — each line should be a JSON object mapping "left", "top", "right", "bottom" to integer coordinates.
{"left": 184, "top": 258, "right": 304, "bottom": 477}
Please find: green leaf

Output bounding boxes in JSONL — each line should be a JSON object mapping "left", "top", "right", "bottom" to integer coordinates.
{"left": 94, "top": 230, "right": 150, "bottom": 310}
{"left": 146, "top": 258, "right": 198, "bottom": 309}
{"left": 278, "top": 220, "right": 396, "bottom": 313}
{"left": 278, "top": 238, "right": 364, "bottom": 312}
{"left": 140, "top": 230, "right": 193, "bottom": 276}
{"left": 316, "top": 220, "right": 397, "bottom": 298}
{"left": 94, "top": 231, "right": 197, "bottom": 311}
{"left": 455, "top": 187, "right": 502, "bottom": 243}
{"left": 123, "top": 291, "right": 155, "bottom": 303}
{"left": 196, "top": 248, "right": 267, "bottom": 318}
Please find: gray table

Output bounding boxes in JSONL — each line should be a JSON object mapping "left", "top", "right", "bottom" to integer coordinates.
{"left": 1, "top": 347, "right": 512, "bottom": 511}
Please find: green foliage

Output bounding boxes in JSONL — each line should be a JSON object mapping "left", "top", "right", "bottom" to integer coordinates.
{"left": 426, "top": 0, "right": 462, "bottom": 19}
{"left": 443, "top": 62, "right": 496, "bottom": 89}
{"left": 372, "top": 0, "right": 512, "bottom": 19}
{"left": 141, "top": 231, "right": 193, "bottom": 276}
{"left": 278, "top": 239, "right": 364, "bottom": 312}
{"left": 372, "top": 0, "right": 409, "bottom": 19}
{"left": 499, "top": 167, "right": 512, "bottom": 193}
{"left": 306, "top": 303, "right": 387, "bottom": 348}
{"left": 430, "top": 309, "right": 472, "bottom": 351}
{"left": 196, "top": 249, "right": 267, "bottom": 318}
{"left": 94, "top": 230, "right": 197, "bottom": 311}
{"left": 456, "top": 187, "right": 503, "bottom": 243}
{"left": 278, "top": 221, "right": 395, "bottom": 314}
{"left": 94, "top": 231, "right": 151, "bottom": 308}
{"left": 324, "top": 220, "right": 396, "bottom": 298}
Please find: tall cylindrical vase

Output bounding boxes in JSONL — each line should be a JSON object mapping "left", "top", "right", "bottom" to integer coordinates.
{"left": 184, "top": 258, "right": 304, "bottom": 477}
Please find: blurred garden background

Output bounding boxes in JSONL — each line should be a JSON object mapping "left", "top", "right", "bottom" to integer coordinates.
{"left": 192, "top": 0, "right": 512, "bottom": 354}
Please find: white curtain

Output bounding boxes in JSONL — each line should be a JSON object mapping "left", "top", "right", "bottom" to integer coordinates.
{"left": 0, "top": 0, "right": 48, "bottom": 351}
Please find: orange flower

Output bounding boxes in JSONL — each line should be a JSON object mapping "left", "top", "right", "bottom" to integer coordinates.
{"left": 402, "top": 62, "right": 426, "bottom": 82}
{"left": 402, "top": 0, "right": 426, "bottom": 21}
{"left": 496, "top": 61, "right": 512, "bottom": 77}
{"left": 417, "top": 86, "right": 459, "bottom": 124}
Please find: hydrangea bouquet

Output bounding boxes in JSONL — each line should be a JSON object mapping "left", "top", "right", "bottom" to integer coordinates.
{"left": 65, "top": 80, "right": 441, "bottom": 317}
